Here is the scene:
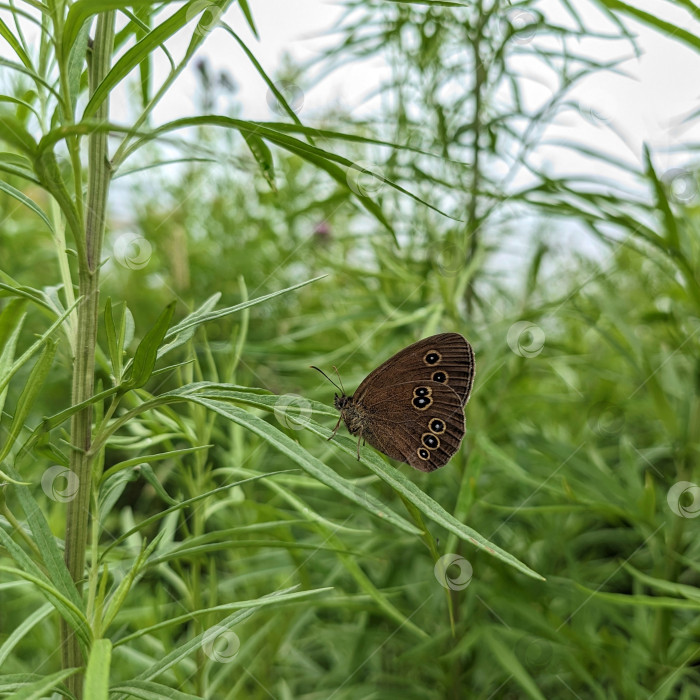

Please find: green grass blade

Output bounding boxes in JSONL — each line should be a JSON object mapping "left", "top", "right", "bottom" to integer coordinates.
{"left": 83, "top": 638, "right": 111, "bottom": 700}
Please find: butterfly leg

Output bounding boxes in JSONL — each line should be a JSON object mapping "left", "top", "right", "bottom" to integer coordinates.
{"left": 356, "top": 435, "right": 362, "bottom": 460}
{"left": 328, "top": 415, "right": 342, "bottom": 441}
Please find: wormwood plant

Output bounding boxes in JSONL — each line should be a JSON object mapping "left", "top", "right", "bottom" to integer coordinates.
{"left": 0, "top": 2, "right": 546, "bottom": 698}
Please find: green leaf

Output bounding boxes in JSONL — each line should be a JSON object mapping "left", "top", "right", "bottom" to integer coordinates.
{"left": 125, "top": 301, "right": 176, "bottom": 389}
{"left": 0, "top": 17, "right": 32, "bottom": 70}
{"left": 0, "top": 339, "right": 57, "bottom": 463}
{"left": 84, "top": 638, "right": 111, "bottom": 700}
{"left": 0, "top": 603, "right": 52, "bottom": 668}
{"left": 160, "top": 275, "right": 325, "bottom": 353}
{"left": 127, "top": 594, "right": 272, "bottom": 685}
{"left": 67, "top": 19, "right": 91, "bottom": 112}
{"left": 484, "top": 627, "right": 548, "bottom": 700}
{"left": 238, "top": 0, "right": 258, "bottom": 38}
{"left": 9, "top": 469, "right": 83, "bottom": 610}
{"left": 0, "top": 556, "right": 89, "bottom": 647}
{"left": 242, "top": 131, "right": 276, "bottom": 191}
{"left": 104, "top": 298, "right": 120, "bottom": 382}
{"left": 0, "top": 113, "right": 37, "bottom": 155}
{"left": 136, "top": 463, "right": 179, "bottom": 506}
{"left": 0, "top": 180, "right": 53, "bottom": 232}
{"left": 110, "top": 679, "right": 203, "bottom": 700}
{"left": 63, "top": 0, "right": 182, "bottom": 55}
{"left": 81, "top": 2, "right": 229, "bottom": 121}
{"left": 643, "top": 145, "right": 679, "bottom": 251}
{"left": 33, "top": 148, "right": 82, "bottom": 239}
{"left": 101, "top": 445, "right": 210, "bottom": 483}
{"left": 0, "top": 298, "right": 27, "bottom": 419}
{"left": 115, "top": 587, "right": 331, "bottom": 648}
{"left": 101, "top": 534, "right": 165, "bottom": 634}
{"left": 0, "top": 297, "right": 78, "bottom": 399}
{"left": 100, "top": 472, "right": 297, "bottom": 559}
{"left": 4, "top": 667, "right": 80, "bottom": 700}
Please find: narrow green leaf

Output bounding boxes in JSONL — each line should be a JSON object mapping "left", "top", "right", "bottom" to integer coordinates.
{"left": 0, "top": 559, "right": 89, "bottom": 647}
{"left": 0, "top": 297, "right": 79, "bottom": 399}
{"left": 67, "top": 19, "right": 91, "bottom": 111}
{"left": 156, "top": 293, "right": 219, "bottom": 358}
{"left": 115, "top": 587, "right": 331, "bottom": 648}
{"left": 484, "top": 628, "right": 548, "bottom": 700}
{"left": 0, "top": 299, "right": 27, "bottom": 418}
{"left": 125, "top": 301, "right": 176, "bottom": 389}
{"left": 9, "top": 470, "right": 83, "bottom": 609}
{"left": 599, "top": 0, "right": 700, "bottom": 51}
{"left": 84, "top": 638, "right": 111, "bottom": 700}
{"left": 4, "top": 666, "right": 79, "bottom": 700}
{"left": 0, "top": 339, "right": 57, "bottom": 462}
{"left": 161, "top": 276, "right": 325, "bottom": 349}
{"left": 81, "top": 2, "right": 223, "bottom": 121}
{"left": 0, "top": 602, "right": 52, "bottom": 667}
{"left": 101, "top": 445, "right": 210, "bottom": 483}
{"left": 242, "top": 131, "right": 276, "bottom": 191}
{"left": 0, "top": 57, "right": 61, "bottom": 101}
{"left": 100, "top": 473, "right": 296, "bottom": 559}
{"left": 104, "top": 298, "right": 119, "bottom": 382}
{"left": 33, "top": 149, "right": 82, "bottom": 240}
{"left": 0, "top": 180, "right": 53, "bottom": 232}
{"left": 101, "top": 535, "right": 165, "bottom": 633}
{"left": 0, "top": 17, "right": 32, "bottom": 70}
{"left": 137, "top": 463, "right": 179, "bottom": 506}
{"left": 643, "top": 145, "right": 679, "bottom": 251}
{"left": 110, "top": 680, "right": 209, "bottom": 700}
{"left": 63, "top": 0, "right": 182, "bottom": 54}
{"left": 238, "top": 0, "right": 258, "bottom": 38}
{"left": 0, "top": 113, "right": 37, "bottom": 155}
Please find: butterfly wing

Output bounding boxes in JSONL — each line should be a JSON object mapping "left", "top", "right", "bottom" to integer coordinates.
{"left": 358, "top": 380, "right": 466, "bottom": 472}
{"left": 355, "top": 333, "right": 475, "bottom": 408}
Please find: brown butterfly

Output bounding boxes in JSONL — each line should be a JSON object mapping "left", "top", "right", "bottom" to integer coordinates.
{"left": 313, "top": 333, "right": 475, "bottom": 471}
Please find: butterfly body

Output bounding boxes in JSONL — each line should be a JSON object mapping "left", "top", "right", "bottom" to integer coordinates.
{"left": 327, "top": 333, "right": 475, "bottom": 472}
{"left": 334, "top": 394, "right": 366, "bottom": 436}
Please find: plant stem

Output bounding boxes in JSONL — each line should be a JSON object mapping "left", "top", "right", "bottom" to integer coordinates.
{"left": 61, "top": 12, "right": 115, "bottom": 698}
{"left": 465, "top": 0, "right": 487, "bottom": 313}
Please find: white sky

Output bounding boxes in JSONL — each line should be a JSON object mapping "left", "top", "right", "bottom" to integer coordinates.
{"left": 139, "top": 0, "right": 700, "bottom": 185}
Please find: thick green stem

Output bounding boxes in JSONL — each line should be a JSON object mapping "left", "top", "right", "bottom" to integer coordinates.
{"left": 61, "top": 12, "right": 115, "bottom": 698}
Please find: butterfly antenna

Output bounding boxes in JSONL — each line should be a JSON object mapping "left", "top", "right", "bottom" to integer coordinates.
{"left": 331, "top": 366, "right": 346, "bottom": 394}
{"left": 310, "top": 365, "right": 343, "bottom": 393}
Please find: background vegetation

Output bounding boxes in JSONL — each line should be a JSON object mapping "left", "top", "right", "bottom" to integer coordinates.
{"left": 0, "top": 1, "right": 698, "bottom": 698}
